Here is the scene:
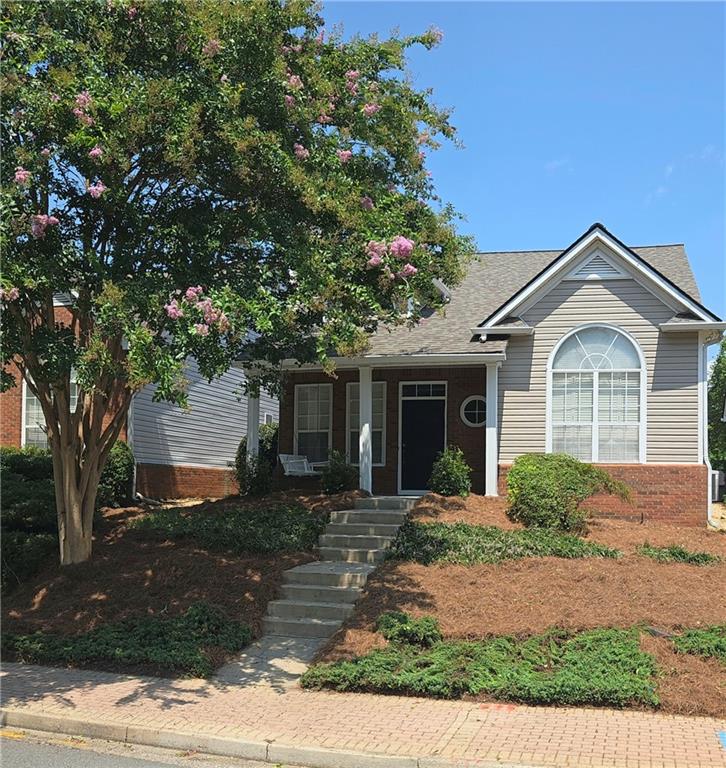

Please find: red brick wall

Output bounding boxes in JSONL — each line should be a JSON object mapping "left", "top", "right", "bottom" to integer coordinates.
{"left": 498, "top": 462, "right": 708, "bottom": 527}
{"left": 136, "top": 463, "right": 238, "bottom": 499}
{"left": 279, "top": 366, "right": 488, "bottom": 495}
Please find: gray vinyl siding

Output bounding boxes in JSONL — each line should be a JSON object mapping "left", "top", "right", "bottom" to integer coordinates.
{"left": 131, "top": 359, "right": 279, "bottom": 469}
{"left": 498, "top": 279, "right": 699, "bottom": 463}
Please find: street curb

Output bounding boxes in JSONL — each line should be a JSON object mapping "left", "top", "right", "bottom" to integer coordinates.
{"left": 0, "top": 706, "right": 547, "bottom": 768}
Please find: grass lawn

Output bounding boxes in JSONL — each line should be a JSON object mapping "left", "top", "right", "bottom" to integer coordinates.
{"left": 2, "top": 491, "right": 356, "bottom": 677}
{"left": 315, "top": 493, "right": 726, "bottom": 718}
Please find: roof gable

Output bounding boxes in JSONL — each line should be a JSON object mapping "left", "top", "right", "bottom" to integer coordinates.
{"left": 479, "top": 223, "right": 720, "bottom": 328}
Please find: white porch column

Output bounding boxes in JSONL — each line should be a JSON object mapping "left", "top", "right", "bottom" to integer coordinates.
{"left": 358, "top": 366, "right": 373, "bottom": 493}
{"left": 485, "top": 362, "right": 501, "bottom": 497}
{"left": 246, "top": 391, "right": 260, "bottom": 458}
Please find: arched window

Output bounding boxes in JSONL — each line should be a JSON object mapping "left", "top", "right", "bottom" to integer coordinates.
{"left": 548, "top": 325, "right": 644, "bottom": 463}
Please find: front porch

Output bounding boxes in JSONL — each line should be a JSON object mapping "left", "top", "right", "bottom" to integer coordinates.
{"left": 249, "top": 357, "right": 504, "bottom": 497}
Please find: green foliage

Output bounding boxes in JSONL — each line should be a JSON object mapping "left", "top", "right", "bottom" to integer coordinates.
{"left": 428, "top": 446, "right": 472, "bottom": 497}
{"left": 709, "top": 338, "right": 726, "bottom": 473}
{"left": 507, "top": 453, "right": 632, "bottom": 532}
{"left": 234, "top": 445, "right": 273, "bottom": 498}
{"left": 1, "top": 530, "right": 57, "bottom": 593}
{"left": 1, "top": 471, "right": 57, "bottom": 533}
{"left": 321, "top": 450, "right": 358, "bottom": 495}
{"left": 672, "top": 625, "right": 726, "bottom": 664}
{"left": 376, "top": 611, "right": 442, "bottom": 647}
{"left": 97, "top": 441, "right": 135, "bottom": 507}
{"left": 132, "top": 503, "right": 326, "bottom": 553}
{"left": 389, "top": 521, "right": 620, "bottom": 565}
{"left": 638, "top": 543, "right": 721, "bottom": 566}
{"left": 0, "top": 446, "right": 53, "bottom": 481}
{"left": 2, "top": 602, "right": 251, "bottom": 677}
{"left": 302, "top": 625, "right": 658, "bottom": 707}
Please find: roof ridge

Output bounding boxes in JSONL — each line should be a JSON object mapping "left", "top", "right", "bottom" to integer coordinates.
{"left": 474, "top": 242, "right": 685, "bottom": 256}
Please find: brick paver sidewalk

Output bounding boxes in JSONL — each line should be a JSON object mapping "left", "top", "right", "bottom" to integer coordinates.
{"left": 1, "top": 662, "right": 724, "bottom": 768}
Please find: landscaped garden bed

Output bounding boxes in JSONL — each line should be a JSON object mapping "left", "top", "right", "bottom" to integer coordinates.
{"left": 2, "top": 491, "right": 358, "bottom": 677}
{"left": 313, "top": 489, "right": 726, "bottom": 717}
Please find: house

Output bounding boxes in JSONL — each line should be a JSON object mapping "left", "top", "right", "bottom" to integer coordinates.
{"left": 0, "top": 307, "right": 278, "bottom": 499}
{"left": 256, "top": 224, "right": 724, "bottom": 526}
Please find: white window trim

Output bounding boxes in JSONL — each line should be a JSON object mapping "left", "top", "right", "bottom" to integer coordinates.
{"left": 545, "top": 323, "right": 647, "bottom": 464}
{"left": 20, "top": 379, "right": 31, "bottom": 448}
{"left": 397, "top": 380, "right": 448, "bottom": 495}
{"left": 293, "top": 383, "right": 333, "bottom": 467}
{"left": 346, "top": 381, "right": 386, "bottom": 467}
{"left": 460, "top": 395, "right": 486, "bottom": 428}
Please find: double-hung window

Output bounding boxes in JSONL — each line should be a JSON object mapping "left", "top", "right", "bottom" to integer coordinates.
{"left": 550, "top": 326, "right": 643, "bottom": 463}
{"left": 23, "top": 376, "right": 79, "bottom": 449}
{"left": 346, "top": 382, "right": 386, "bottom": 465}
{"left": 294, "top": 383, "right": 332, "bottom": 465}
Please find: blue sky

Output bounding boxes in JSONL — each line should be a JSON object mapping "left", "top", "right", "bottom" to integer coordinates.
{"left": 324, "top": 1, "right": 725, "bottom": 320}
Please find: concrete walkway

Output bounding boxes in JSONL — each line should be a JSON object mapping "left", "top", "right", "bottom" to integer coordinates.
{"left": 1, "top": 662, "right": 724, "bottom": 768}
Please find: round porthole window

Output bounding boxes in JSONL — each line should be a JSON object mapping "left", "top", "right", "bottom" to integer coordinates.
{"left": 460, "top": 395, "right": 486, "bottom": 427}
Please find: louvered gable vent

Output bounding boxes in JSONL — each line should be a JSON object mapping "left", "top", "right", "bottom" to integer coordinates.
{"left": 566, "top": 250, "right": 626, "bottom": 280}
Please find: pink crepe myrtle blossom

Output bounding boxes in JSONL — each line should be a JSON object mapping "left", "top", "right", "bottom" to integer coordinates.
{"left": 287, "top": 73, "right": 303, "bottom": 90}
{"left": 397, "top": 263, "right": 418, "bottom": 279}
{"left": 184, "top": 285, "right": 203, "bottom": 301}
{"left": 389, "top": 235, "right": 414, "bottom": 259}
{"left": 428, "top": 26, "right": 444, "bottom": 44}
{"left": 164, "top": 300, "right": 183, "bottom": 319}
{"left": 367, "top": 254, "right": 383, "bottom": 268}
{"left": 41, "top": 147, "right": 51, "bottom": 158}
{"left": 284, "top": 94, "right": 295, "bottom": 108}
{"left": 30, "top": 214, "right": 59, "bottom": 239}
{"left": 417, "top": 131, "right": 430, "bottom": 145}
{"left": 336, "top": 149, "right": 353, "bottom": 163}
{"left": 75, "top": 90, "right": 92, "bottom": 109}
{"left": 220, "top": 74, "right": 229, "bottom": 84}
{"left": 293, "top": 143, "right": 309, "bottom": 160}
{"left": 418, "top": 151, "right": 426, "bottom": 163}
{"left": 345, "top": 70, "right": 360, "bottom": 81}
{"left": 0, "top": 287, "right": 20, "bottom": 302}
{"left": 49, "top": 93, "right": 60, "bottom": 103}
{"left": 14, "top": 167, "right": 31, "bottom": 185}
{"left": 317, "top": 113, "right": 332, "bottom": 124}
{"left": 366, "top": 240, "right": 387, "bottom": 260}
{"left": 127, "top": 5, "right": 138, "bottom": 19}
{"left": 360, "top": 195, "right": 374, "bottom": 210}
{"left": 217, "top": 313, "right": 230, "bottom": 332}
{"left": 315, "top": 28, "right": 325, "bottom": 45}
{"left": 202, "top": 38, "right": 222, "bottom": 57}
{"left": 87, "top": 181, "right": 107, "bottom": 198}
{"left": 362, "top": 103, "right": 381, "bottom": 117}
{"left": 193, "top": 323, "right": 210, "bottom": 336}
{"left": 88, "top": 145, "right": 103, "bottom": 160}
{"left": 345, "top": 80, "right": 359, "bottom": 96}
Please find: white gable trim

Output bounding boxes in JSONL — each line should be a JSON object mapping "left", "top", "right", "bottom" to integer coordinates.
{"left": 483, "top": 226, "right": 717, "bottom": 328}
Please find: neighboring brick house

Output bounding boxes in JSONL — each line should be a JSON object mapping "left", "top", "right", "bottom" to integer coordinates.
{"left": 271, "top": 224, "right": 725, "bottom": 526}
{"left": 0, "top": 298, "right": 278, "bottom": 499}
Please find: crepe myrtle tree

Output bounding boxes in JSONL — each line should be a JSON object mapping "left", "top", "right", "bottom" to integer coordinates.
{"left": 1, "top": 0, "right": 473, "bottom": 564}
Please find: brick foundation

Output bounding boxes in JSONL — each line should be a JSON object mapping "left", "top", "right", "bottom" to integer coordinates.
{"left": 498, "top": 463, "right": 708, "bottom": 527}
{"left": 135, "top": 463, "right": 238, "bottom": 500}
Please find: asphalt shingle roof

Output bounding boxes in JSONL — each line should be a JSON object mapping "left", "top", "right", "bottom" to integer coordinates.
{"left": 364, "top": 243, "right": 702, "bottom": 356}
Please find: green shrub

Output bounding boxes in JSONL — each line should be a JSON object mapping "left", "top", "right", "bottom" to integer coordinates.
{"left": 428, "top": 446, "right": 472, "bottom": 497}
{"left": 673, "top": 625, "right": 726, "bottom": 664}
{"left": 2, "top": 602, "right": 251, "bottom": 677}
{"left": 302, "top": 626, "right": 658, "bottom": 707}
{"left": 1, "top": 531, "right": 57, "bottom": 593}
{"left": 321, "top": 449, "right": 358, "bottom": 495}
{"left": 638, "top": 543, "right": 721, "bottom": 566}
{"left": 0, "top": 446, "right": 53, "bottom": 481}
{"left": 1, "top": 472, "right": 57, "bottom": 533}
{"left": 389, "top": 521, "right": 620, "bottom": 565}
{"left": 97, "top": 441, "right": 135, "bottom": 507}
{"left": 376, "top": 611, "right": 442, "bottom": 647}
{"left": 234, "top": 444, "right": 274, "bottom": 497}
{"left": 132, "top": 502, "right": 327, "bottom": 553}
{"left": 507, "top": 453, "right": 631, "bottom": 532}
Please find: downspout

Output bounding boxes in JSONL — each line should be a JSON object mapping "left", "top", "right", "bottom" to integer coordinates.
{"left": 127, "top": 392, "right": 137, "bottom": 499}
{"left": 701, "top": 330, "right": 723, "bottom": 528}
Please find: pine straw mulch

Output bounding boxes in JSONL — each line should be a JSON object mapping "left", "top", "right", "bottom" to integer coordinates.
{"left": 3, "top": 490, "right": 361, "bottom": 640}
{"left": 316, "top": 493, "right": 726, "bottom": 717}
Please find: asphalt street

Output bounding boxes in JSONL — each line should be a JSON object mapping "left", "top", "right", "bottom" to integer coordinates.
{"left": 0, "top": 729, "right": 299, "bottom": 768}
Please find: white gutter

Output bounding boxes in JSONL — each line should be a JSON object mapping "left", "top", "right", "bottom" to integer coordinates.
{"left": 660, "top": 322, "right": 726, "bottom": 332}
{"left": 274, "top": 352, "right": 507, "bottom": 370}
{"left": 470, "top": 326, "right": 534, "bottom": 339}
{"left": 700, "top": 330, "right": 724, "bottom": 528}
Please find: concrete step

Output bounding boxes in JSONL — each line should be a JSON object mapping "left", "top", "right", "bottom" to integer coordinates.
{"left": 355, "top": 496, "right": 418, "bottom": 511}
{"left": 281, "top": 583, "right": 362, "bottom": 603}
{"left": 325, "top": 522, "right": 402, "bottom": 537}
{"left": 267, "top": 599, "right": 354, "bottom": 621}
{"left": 319, "top": 533, "right": 394, "bottom": 549}
{"left": 263, "top": 616, "right": 340, "bottom": 638}
{"left": 283, "top": 561, "right": 375, "bottom": 588}
{"left": 330, "top": 509, "right": 408, "bottom": 525}
{"left": 319, "top": 547, "right": 388, "bottom": 564}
